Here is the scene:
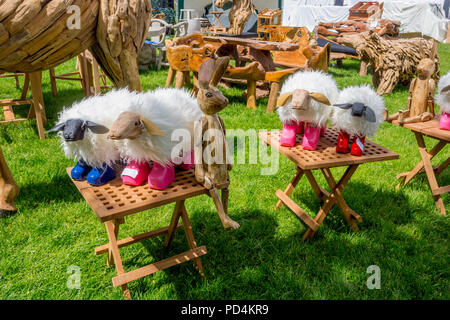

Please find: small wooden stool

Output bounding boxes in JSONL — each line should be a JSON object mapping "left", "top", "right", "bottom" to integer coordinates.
{"left": 67, "top": 168, "right": 226, "bottom": 299}
{"left": 392, "top": 118, "right": 449, "bottom": 215}
{"left": 259, "top": 129, "right": 398, "bottom": 240}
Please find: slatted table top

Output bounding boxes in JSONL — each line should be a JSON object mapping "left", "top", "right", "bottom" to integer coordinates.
{"left": 67, "top": 167, "right": 226, "bottom": 223}
{"left": 259, "top": 128, "right": 399, "bottom": 170}
{"left": 391, "top": 119, "right": 450, "bottom": 142}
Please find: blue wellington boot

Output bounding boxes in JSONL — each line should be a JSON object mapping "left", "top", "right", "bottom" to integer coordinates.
{"left": 86, "top": 164, "right": 116, "bottom": 186}
{"left": 71, "top": 160, "right": 92, "bottom": 181}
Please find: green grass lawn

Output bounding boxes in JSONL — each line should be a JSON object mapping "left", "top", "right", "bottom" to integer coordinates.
{"left": 0, "top": 45, "right": 448, "bottom": 300}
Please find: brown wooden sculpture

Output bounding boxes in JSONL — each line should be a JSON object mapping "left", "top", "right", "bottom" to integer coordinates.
{"left": 0, "top": 147, "right": 19, "bottom": 216}
{"left": 339, "top": 30, "right": 440, "bottom": 95}
{"left": 385, "top": 43, "right": 437, "bottom": 124}
{"left": 215, "top": 0, "right": 256, "bottom": 35}
{"left": 0, "top": 0, "right": 151, "bottom": 215}
{"left": 0, "top": 0, "right": 152, "bottom": 91}
{"left": 195, "top": 57, "right": 239, "bottom": 229}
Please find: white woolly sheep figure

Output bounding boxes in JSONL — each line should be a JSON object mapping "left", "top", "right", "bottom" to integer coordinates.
{"left": 55, "top": 89, "right": 136, "bottom": 167}
{"left": 436, "top": 72, "right": 450, "bottom": 114}
{"left": 332, "top": 85, "right": 385, "bottom": 137}
{"left": 277, "top": 70, "right": 339, "bottom": 126}
{"left": 110, "top": 88, "right": 202, "bottom": 166}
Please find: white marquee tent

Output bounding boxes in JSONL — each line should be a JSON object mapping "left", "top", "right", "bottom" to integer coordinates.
{"left": 282, "top": 0, "right": 449, "bottom": 42}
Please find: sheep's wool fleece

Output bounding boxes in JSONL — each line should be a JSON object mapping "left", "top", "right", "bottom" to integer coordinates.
{"left": 331, "top": 85, "right": 384, "bottom": 137}
{"left": 57, "top": 89, "right": 137, "bottom": 167}
{"left": 277, "top": 70, "right": 339, "bottom": 126}
{"left": 436, "top": 72, "right": 450, "bottom": 113}
{"left": 112, "top": 88, "right": 202, "bottom": 165}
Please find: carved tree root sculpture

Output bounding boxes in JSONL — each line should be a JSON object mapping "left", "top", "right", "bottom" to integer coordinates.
{"left": 0, "top": 0, "right": 151, "bottom": 214}
{"left": 340, "top": 31, "right": 440, "bottom": 95}
{"left": 0, "top": 147, "right": 19, "bottom": 215}
{"left": 215, "top": 0, "right": 256, "bottom": 35}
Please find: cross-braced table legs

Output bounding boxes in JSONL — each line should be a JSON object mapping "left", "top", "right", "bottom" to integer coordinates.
{"left": 396, "top": 133, "right": 448, "bottom": 215}
{"left": 96, "top": 200, "right": 206, "bottom": 299}
{"left": 276, "top": 165, "right": 361, "bottom": 241}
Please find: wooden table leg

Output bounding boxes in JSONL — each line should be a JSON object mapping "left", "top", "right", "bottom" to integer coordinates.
{"left": 321, "top": 168, "right": 361, "bottom": 230}
{"left": 106, "top": 219, "right": 121, "bottom": 267}
{"left": 302, "top": 165, "right": 359, "bottom": 241}
{"left": 266, "top": 81, "right": 280, "bottom": 113}
{"left": 396, "top": 139, "right": 446, "bottom": 189}
{"left": 104, "top": 220, "right": 131, "bottom": 300}
{"left": 276, "top": 167, "right": 304, "bottom": 209}
{"left": 304, "top": 170, "right": 328, "bottom": 202}
{"left": 247, "top": 79, "right": 257, "bottom": 109}
{"left": 180, "top": 203, "right": 204, "bottom": 277}
{"left": 414, "top": 133, "right": 446, "bottom": 215}
{"left": 29, "top": 71, "right": 46, "bottom": 140}
{"left": 165, "top": 67, "right": 175, "bottom": 88}
{"left": 164, "top": 201, "right": 183, "bottom": 247}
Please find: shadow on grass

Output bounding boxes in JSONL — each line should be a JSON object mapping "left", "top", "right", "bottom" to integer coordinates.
{"left": 111, "top": 175, "right": 450, "bottom": 299}
{"left": 15, "top": 173, "right": 81, "bottom": 210}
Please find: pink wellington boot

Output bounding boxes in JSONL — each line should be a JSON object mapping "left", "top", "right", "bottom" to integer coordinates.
{"left": 297, "top": 121, "right": 305, "bottom": 134}
{"left": 148, "top": 162, "right": 175, "bottom": 190}
{"left": 280, "top": 122, "right": 300, "bottom": 147}
{"left": 179, "top": 151, "right": 194, "bottom": 170}
{"left": 439, "top": 112, "right": 450, "bottom": 130}
{"left": 121, "top": 160, "right": 150, "bottom": 186}
{"left": 302, "top": 122, "right": 321, "bottom": 150}
{"left": 320, "top": 125, "right": 326, "bottom": 137}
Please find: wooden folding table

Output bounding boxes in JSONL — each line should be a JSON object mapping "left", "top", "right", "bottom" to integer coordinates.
{"left": 67, "top": 167, "right": 224, "bottom": 299}
{"left": 259, "top": 129, "right": 398, "bottom": 240}
{"left": 392, "top": 119, "right": 449, "bottom": 215}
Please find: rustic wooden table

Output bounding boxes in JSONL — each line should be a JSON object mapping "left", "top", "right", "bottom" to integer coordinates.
{"left": 259, "top": 128, "right": 399, "bottom": 240}
{"left": 67, "top": 167, "right": 227, "bottom": 299}
{"left": 392, "top": 119, "right": 449, "bottom": 215}
{"left": 204, "top": 36, "right": 299, "bottom": 109}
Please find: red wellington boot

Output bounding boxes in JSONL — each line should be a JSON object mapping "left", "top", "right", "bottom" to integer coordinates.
{"left": 336, "top": 130, "right": 350, "bottom": 153}
{"left": 350, "top": 135, "right": 366, "bottom": 156}
{"left": 320, "top": 125, "right": 326, "bottom": 137}
{"left": 302, "top": 122, "right": 321, "bottom": 150}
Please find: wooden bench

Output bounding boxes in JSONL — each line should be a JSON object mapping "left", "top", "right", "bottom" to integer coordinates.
{"left": 259, "top": 128, "right": 398, "bottom": 240}
{"left": 67, "top": 167, "right": 227, "bottom": 299}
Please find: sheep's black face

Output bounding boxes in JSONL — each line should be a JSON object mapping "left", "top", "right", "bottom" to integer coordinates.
{"left": 63, "top": 119, "right": 86, "bottom": 141}
{"left": 48, "top": 119, "right": 109, "bottom": 141}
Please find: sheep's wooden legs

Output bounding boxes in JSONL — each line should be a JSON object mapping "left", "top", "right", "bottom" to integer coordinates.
{"left": 0, "top": 147, "right": 19, "bottom": 215}
{"left": 276, "top": 165, "right": 360, "bottom": 241}
{"left": 29, "top": 71, "right": 46, "bottom": 140}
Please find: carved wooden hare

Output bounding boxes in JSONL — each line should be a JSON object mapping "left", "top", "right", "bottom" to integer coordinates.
{"left": 385, "top": 43, "right": 437, "bottom": 124}
{"left": 195, "top": 57, "right": 240, "bottom": 229}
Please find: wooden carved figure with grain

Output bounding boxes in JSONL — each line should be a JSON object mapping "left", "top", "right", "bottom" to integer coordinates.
{"left": 195, "top": 57, "right": 240, "bottom": 229}
{"left": 385, "top": 43, "right": 437, "bottom": 125}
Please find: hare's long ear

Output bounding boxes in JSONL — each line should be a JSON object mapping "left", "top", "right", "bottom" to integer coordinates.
{"left": 139, "top": 116, "right": 165, "bottom": 136}
{"left": 198, "top": 58, "right": 216, "bottom": 89}
{"left": 276, "top": 92, "right": 293, "bottom": 107}
{"left": 211, "top": 56, "right": 230, "bottom": 87}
